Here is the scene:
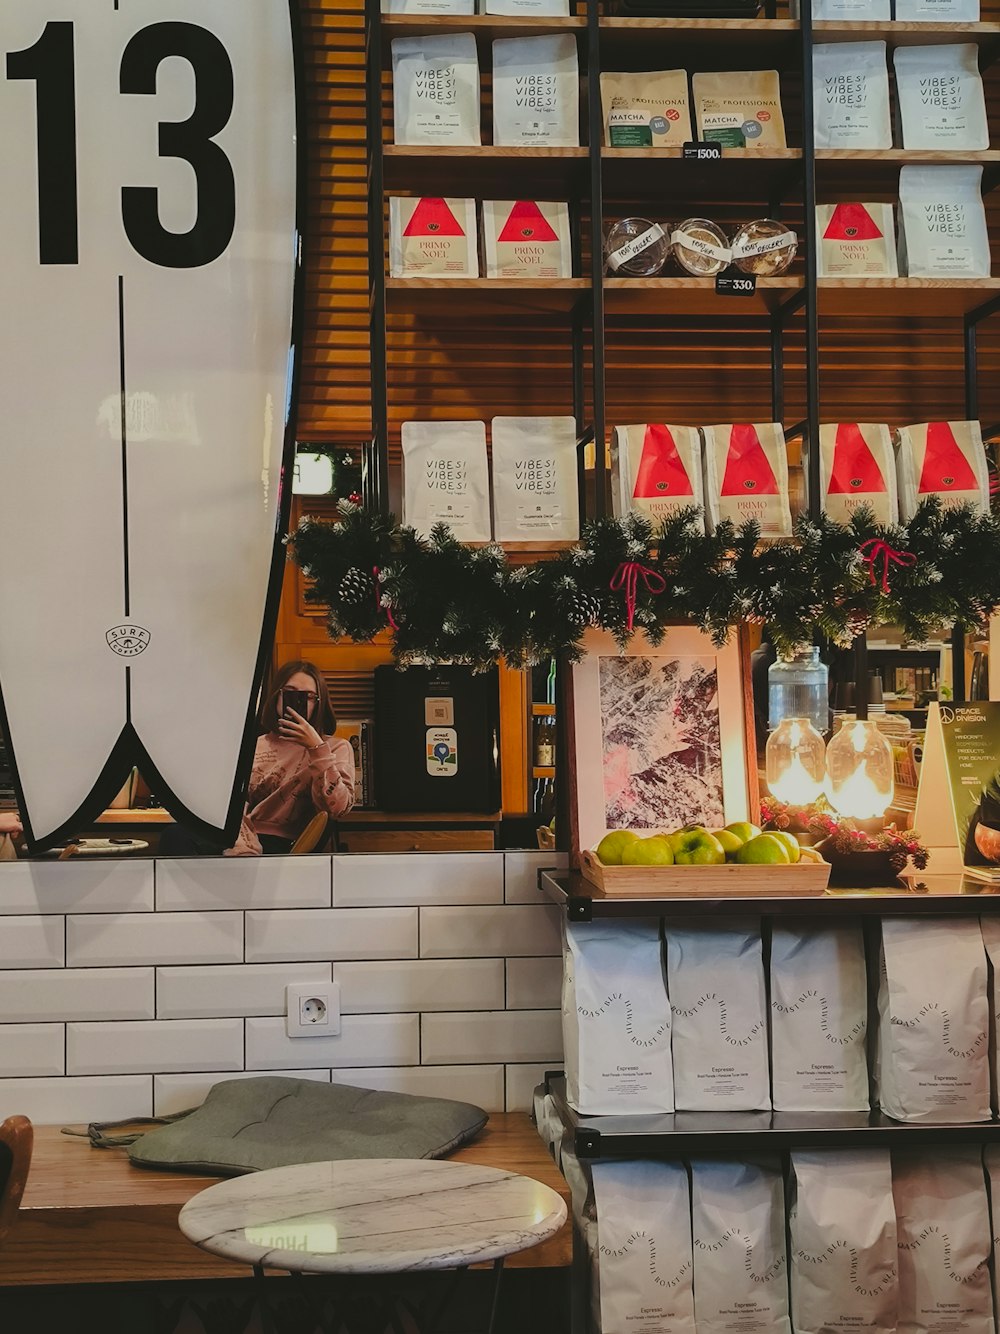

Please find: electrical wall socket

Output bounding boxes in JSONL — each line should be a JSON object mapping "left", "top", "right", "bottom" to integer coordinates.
{"left": 285, "top": 981, "right": 341, "bottom": 1039}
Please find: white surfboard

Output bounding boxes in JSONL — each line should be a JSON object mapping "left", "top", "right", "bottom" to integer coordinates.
{"left": 0, "top": 1, "right": 300, "bottom": 849}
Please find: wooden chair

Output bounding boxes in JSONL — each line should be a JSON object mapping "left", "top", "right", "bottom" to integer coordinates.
{"left": 290, "top": 811, "right": 331, "bottom": 855}
{"left": 0, "top": 1116, "right": 33, "bottom": 1249}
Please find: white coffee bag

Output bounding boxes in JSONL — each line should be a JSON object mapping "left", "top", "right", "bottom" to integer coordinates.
{"left": 592, "top": 1160, "right": 696, "bottom": 1334}
{"left": 482, "top": 200, "right": 572, "bottom": 279}
{"left": 811, "top": 422, "right": 899, "bottom": 526}
{"left": 898, "top": 166, "right": 991, "bottom": 279}
{"left": 692, "top": 70, "right": 787, "bottom": 149}
{"left": 796, "top": 0, "right": 890, "bottom": 16}
{"left": 789, "top": 1150, "right": 898, "bottom": 1334}
{"left": 490, "top": 416, "right": 580, "bottom": 542}
{"left": 813, "top": 42, "right": 892, "bottom": 150}
{"left": 601, "top": 69, "right": 692, "bottom": 148}
{"left": 392, "top": 34, "right": 481, "bottom": 146}
{"left": 817, "top": 203, "right": 898, "bottom": 277}
{"left": 896, "top": 0, "right": 979, "bottom": 21}
{"left": 401, "top": 420, "right": 492, "bottom": 541}
{"left": 877, "top": 917, "right": 990, "bottom": 1123}
{"left": 770, "top": 922, "right": 870, "bottom": 1113}
{"left": 691, "top": 1157, "right": 791, "bottom": 1334}
{"left": 895, "top": 420, "right": 990, "bottom": 520}
{"left": 382, "top": 0, "right": 473, "bottom": 11}
{"left": 894, "top": 44, "right": 988, "bottom": 151}
{"left": 612, "top": 423, "right": 705, "bottom": 529}
{"left": 389, "top": 197, "right": 479, "bottom": 278}
{"left": 666, "top": 919, "right": 770, "bottom": 1112}
{"left": 492, "top": 36, "right": 580, "bottom": 147}
{"left": 562, "top": 918, "right": 674, "bottom": 1115}
{"left": 485, "top": 0, "right": 569, "bottom": 13}
{"left": 702, "top": 423, "right": 793, "bottom": 538}
{"left": 892, "top": 1148, "right": 994, "bottom": 1334}
{"left": 984, "top": 1144, "right": 1000, "bottom": 1308}
{"left": 981, "top": 916, "right": 1000, "bottom": 1115}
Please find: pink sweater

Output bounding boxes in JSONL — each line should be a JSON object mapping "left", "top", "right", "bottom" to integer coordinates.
{"left": 228, "top": 733, "right": 355, "bottom": 857}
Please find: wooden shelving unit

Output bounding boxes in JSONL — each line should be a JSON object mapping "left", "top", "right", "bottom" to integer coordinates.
{"left": 814, "top": 18, "right": 1000, "bottom": 44}
{"left": 382, "top": 145, "right": 590, "bottom": 194}
{"left": 386, "top": 277, "right": 590, "bottom": 316}
{"left": 818, "top": 277, "right": 1000, "bottom": 318}
{"left": 605, "top": 276, "right": 803, "bottom": 316}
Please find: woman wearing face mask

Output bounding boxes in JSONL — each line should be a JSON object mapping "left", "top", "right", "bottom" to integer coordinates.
{"left": 227, "top": 660, "right": 354, "bottom": 856}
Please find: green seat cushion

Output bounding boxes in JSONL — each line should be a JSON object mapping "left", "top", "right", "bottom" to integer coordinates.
{"left": 127, "top": 1076, "right": 489, "bottom": 1176}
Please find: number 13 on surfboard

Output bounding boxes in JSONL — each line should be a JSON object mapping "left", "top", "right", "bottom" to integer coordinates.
{"left": 0, "top": 2, "right": 302, "bottom": 851}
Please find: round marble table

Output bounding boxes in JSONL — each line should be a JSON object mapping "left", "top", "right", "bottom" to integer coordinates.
{"left": 179, "top": 1158, "right": 567, "bottom": 1332}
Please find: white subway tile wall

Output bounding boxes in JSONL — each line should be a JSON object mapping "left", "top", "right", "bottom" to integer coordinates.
{"left": 157, "top": 963, "right": 332, "bottom": 1020}
{"left": 421, "top": 1010, "right": 563, "bottom": 1066}
{"left": 155, "top": 857, "right": 332, "bottom": 912}
{"left": 245, "top": 1014, "right": 421, "bottom": 1070}
{"left": 0, "top": 853, "right": 563, "bottom": 1116}
{"left": 153, "top": 1068, "right": 332, "bottom": 1118}
{"left": 333, "top": 854, "right": 504, "bottom": 908}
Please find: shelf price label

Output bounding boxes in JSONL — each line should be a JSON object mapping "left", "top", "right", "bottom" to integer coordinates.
{"left": 683, "top": 141, "right": 723, "bottom": 161}
{"left": 716, "top": 272, "right": 758, "bottom": 297}
{"left": 0, "top": 2, "right": 300, "bottom": 851}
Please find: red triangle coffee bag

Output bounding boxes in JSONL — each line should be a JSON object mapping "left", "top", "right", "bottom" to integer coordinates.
{"left": 703, "top": 422, "right": 792, "bottom": 536}
{"left": 390, "top": 197, "right": 478, "bottom": 277}
{"left": 817, "top": 203, "right": 897, "bottom": 276}
{"left": 482, "top": 200, "right": 572, "bottom": 278}
{"left": 895, "top": 420, "right": 989, "bottom": 519}
{"left": 612, "top": 423, "right": 704, "bottom": 529}
{"left": 815, "top": 423, "right": 898, "bottom": 524}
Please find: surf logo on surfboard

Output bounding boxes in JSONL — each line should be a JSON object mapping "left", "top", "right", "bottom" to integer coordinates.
{"left": 106, "top": 626, "right": 151, "bottom": 659}
{"left": 0, "top": 2, "right": 303, "bottom": 851}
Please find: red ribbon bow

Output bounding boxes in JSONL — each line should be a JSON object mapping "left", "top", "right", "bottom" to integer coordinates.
{"left": 858, "top": 539, "right": 916, "bottom": 594}
{"left": 372, "top": 566, "right": 399, "bottom": 630}
{"left": 610, "top": 561, "right": 666, "bottom": 632}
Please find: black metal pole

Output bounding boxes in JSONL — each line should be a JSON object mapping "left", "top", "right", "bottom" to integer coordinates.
{"left": 771, "top": 315, "right": 784, "bottom": 426}
{"left": 800, "top": 0, "right": 821, "bottom": 520}
{"left": 854, "top": 633, "right": 869, "bottom": 722}
{"left": 365, "top": 0, "right": 389, "bottom": 517}
{"left": 964, "top": 312, "right": 979, "bottom": 421}
{"left": 586, "top": 0, "right": 607, "bottom": 517}
{"left": 952, "top": 623, "right": 967, "bottom": 701}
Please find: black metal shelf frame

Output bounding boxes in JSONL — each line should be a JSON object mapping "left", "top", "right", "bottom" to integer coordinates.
{"left": 537, "top": 867, "right": 1000, "bottom": 919}
{"left": 542, "top": 1073, "right": 1000, "bottom": 1158}
{"left": 362, "top": 0, "right": 999, "bottom": 683}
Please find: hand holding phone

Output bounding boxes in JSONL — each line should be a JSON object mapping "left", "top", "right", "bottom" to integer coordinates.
{"left": 282, "top": 688, "right": 310, "bottom": 718}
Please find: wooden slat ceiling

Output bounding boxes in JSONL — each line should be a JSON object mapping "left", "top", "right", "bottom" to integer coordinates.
{"left": 297, "top": 0, "right": 1000, "bottom": 458}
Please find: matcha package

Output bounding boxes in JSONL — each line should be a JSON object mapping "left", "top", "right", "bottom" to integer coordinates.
{"left": 692, "top": 70, "right": 786, "bottom": 148}
{"left": 601, "top": 69, "right": 692, "bottom": 148}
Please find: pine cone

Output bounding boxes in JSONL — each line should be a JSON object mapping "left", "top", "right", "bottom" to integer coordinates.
{"left": 567, "top": 592, "right": 602, "bottom": 627}
{"left": 338, "top": 566, "right": 370, "bottom": 605}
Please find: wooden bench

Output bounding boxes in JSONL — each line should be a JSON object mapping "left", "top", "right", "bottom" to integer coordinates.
{"left": 0, "top": 1115, "right": 570, "bottom": 1287}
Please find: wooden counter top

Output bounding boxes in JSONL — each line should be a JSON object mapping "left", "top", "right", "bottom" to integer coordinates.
{"left": 0, "top": 1116, "right": 570, "bottom": 1286}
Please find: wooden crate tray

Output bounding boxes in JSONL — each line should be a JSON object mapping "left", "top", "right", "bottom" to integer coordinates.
{"left": 579, "top": 848, "right": 832, "bottom": 897}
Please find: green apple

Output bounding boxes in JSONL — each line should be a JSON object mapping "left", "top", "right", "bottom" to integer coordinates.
{"left": 666, "top": 824, "right": 708, "bottom": 855}
{"left": 770, "top": 830, "right": 801, "bottom": 863}
{"left": 735, "top": 833, "right": 792, "bottom": 865}
{"left": 671, "top": 828, "right": 726, "bottom": 866}
{"left": 712, "top": 829, "right": 744, "bottom": 858}
{"left": 621, "top": 836, "right": 675, "bottom": 866}
{"left": 595, "top": 830, "right": 639, "bottom": 865}
{"left": 725, "top": 822, "right": 762, "bottom": 845}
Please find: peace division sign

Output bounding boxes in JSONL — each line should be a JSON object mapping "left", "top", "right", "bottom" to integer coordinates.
{"left": 0, "top": 2, "right": 299, "bottom": 850}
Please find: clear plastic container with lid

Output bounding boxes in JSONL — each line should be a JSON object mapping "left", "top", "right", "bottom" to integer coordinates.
{"left": 768, "top": 645, "right": 829, "bottom": 735}
{"left": 604, "top": 217, "right": 671, "bottom": 277}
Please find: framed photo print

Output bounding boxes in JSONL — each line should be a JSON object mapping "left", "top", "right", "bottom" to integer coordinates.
{"left": 568, "top": 625, "right": 756, "bottom": 859}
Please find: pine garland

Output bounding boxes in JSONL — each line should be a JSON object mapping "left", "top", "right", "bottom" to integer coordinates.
{"left": 286, "top": 499, "right": 1000, "bottom": 667}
